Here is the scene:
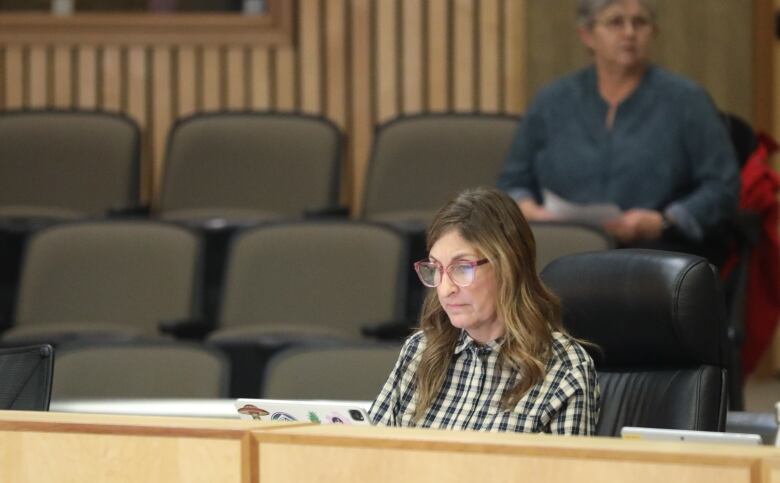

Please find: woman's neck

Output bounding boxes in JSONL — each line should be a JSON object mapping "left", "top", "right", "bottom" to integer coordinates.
{"left": 595, "top": 63, "right": 647, "bottom": 128}
{"left": 596, "top": 62, "right": 646, "bottom": 105}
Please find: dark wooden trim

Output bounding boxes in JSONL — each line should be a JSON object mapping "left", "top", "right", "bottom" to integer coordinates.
{"left": 0, "top": 0, "right": 293, "bottom": 45}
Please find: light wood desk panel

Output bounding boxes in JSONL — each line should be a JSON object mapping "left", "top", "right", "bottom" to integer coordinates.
{"left": 0, "top": 410, "right": 308, "bottom": 483}
{"left": 254, "top": 425, "right": 780, "bottom": 483}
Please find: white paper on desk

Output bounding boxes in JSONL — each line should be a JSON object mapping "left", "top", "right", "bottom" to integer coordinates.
{"left": 542, "top": 190, "right": 623, "bottom": 225}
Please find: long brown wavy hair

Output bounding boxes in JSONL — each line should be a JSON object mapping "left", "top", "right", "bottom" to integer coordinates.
{"left": 413, "top": 186, "right": 565, "bottom": 422}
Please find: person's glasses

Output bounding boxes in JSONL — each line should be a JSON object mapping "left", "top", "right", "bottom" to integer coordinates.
{"left": 597, "top": 15, "right": 652, "bottom": 32}
{"left": 414, "top": 258, "right": 489, "bottom": 288}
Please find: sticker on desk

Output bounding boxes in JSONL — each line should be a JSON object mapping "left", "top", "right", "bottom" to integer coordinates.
{"left": 237, "top": 404, "right": 269, "bottom": 420}
{"left": 325, "top": 412, "right": 349, "bottom": 424}
{"left": 271, "top": 411, "right": 297, "bottom": 422}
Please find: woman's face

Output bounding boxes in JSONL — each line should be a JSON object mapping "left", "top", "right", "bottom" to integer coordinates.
{"left": 579, "top": 0, "right": 656, "bottom": 72}
{"left": 429, "top": 229, "right": 504, "bottom": 343}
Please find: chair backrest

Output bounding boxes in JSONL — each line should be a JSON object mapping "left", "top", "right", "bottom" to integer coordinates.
{"left": 0, "top": 344, "right": 54, "bottom": 410}
{"left": 51, "top": 342, "right": 228, "bottom": 399}
{"left": 362, "top": 114, "right": 519, "bottom": 222}
{"left": 218, "top": 222, "right": 407, "bottom": 337}
{"left": 540, "top": 249, "right": 728, "bottom": 436}
{"left": 261, "top": 343, "right": 401, "bottom": 400}
{"left": 530, "top": 221, "right": 615, "bottom": 273}
{"left": 159, "top": 112, "right": 342, "bottom": 220}
{"left": 0, "top": 110, "right": 140, "bottom": 218}
{"left": 12, "top": 221, "right": 201, "bottom": 337}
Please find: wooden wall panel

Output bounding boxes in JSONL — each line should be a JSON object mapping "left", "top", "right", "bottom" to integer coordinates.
{"left": 0, "top": 0, "right": 528, "bottom": 209}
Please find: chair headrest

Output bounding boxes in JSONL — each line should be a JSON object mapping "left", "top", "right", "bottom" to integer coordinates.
{"left": 540, "top": 249, "right": 727, "bottom": 367}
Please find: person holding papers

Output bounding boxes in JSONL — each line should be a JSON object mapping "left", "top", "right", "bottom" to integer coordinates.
{"left": 497, "top": 0, "right": 739, "bottom": 262}
{"left": 370, "top": 187, "right": 600, "bottom": 434}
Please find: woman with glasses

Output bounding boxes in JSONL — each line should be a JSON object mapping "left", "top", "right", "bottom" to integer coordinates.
{"left": 369, "top": 187, "right": 599, "bottom": 434}
{"left": 498, "top": 0, "right": 739, "bottom": 265}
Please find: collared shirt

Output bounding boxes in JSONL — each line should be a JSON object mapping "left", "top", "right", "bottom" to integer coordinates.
{"left": 369, "top": 330, "right": 600, "bottom": 434}
{"left": 497, "top": 65, "right": 739, "bottom": 241}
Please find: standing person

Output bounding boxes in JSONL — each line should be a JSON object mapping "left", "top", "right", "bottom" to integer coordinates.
{"left": 369, "top": 187, "right": 599, "bottom": 434}
{"left": 498, "top": 0, "right": 739, "bottom": 263}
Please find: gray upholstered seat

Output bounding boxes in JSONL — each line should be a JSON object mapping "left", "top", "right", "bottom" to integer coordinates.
{"left": 159, "top": 112, "right": 342, "bottom": 223}
{"left": 529, "top": 221, "right": 615, "bottom": 273}
{"left": 2, "top": 221, "right": 201, "bottom": 343}
{"left": 261, "top": 343, "right": 401, "bottom": 400}
{"left": 362, "top": 114, "right": 519, "bottom": 222}
{"left": 0, "top": 110, "right": 141, "bottom": 218}
{"left": 51, "top": 342, "right": 228, "bottom": 400}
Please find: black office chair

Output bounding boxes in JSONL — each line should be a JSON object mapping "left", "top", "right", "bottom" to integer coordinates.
{"left": 541, "top": 249, "right": 728, "bottom": 436}
{"left": 0, "top": 344, "right": 54, "bottom": 410}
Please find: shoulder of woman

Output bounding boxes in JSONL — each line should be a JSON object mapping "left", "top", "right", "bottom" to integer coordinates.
{"left": 549, "top": 331, "right": 595, "bottom": 370}
{"left": 647, "top": 65, "right": 710, "bottom": 100}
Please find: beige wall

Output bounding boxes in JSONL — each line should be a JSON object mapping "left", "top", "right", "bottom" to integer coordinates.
{"left": 526, "top": 0, "right": 754, "bottom": 122}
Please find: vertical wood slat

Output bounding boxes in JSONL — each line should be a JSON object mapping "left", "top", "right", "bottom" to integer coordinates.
{"left": 453, "top": 0, "right": 475, "bottom": 111}
{"left": 275, "top": 47, "right": 296, "bottom": 110}
{"left": 299, "top": 0, "right": 321, "bottom": 113}
{"left": 4, "top": 46, "right": 22, "bottom": 109}
{"left": 504, "top": 0, "right": 525, "bottom": 113}
{"left": 102, "top": 45, "right": 121, "bottom": 111}
{"left": 250, "top": 47, "right": 271, "bottom": 110}
{"left": 376, "top": 0, "right": 398, "bottom": 122}
{"left": 152, "top": 46, "right": 172, "bottom": 199}
{"left": 350, "top": 0, "right": 372, "bottom": 213}
{"left": 78, "top": 46, "right": 98, "bottom": 109}
{"left": 324, "top": 0, "right": 347, "bottom": 128}
{"left": 479, "top": 0, "right": 500, "bottom": 112}
{"left": 52, "top": 45, "right": 71, "bottom": 108}
{"left": 126, "top": 46, "right": 148, "bottom": 201}
{"left": 28, "top": 46, "right": 47, "bottom": 108}
{"left": 427, "top": 0, "right": 449, "bottom": 111}
{"left": 226, "top": 46, "right": 246, "bottom": 110}
{"left": 177, "top": 46, "right": 197, "bottom": 118}
{"left": 402, "top": 0, "right": 423, "bottom": 114}
{"left": 202, "top": 46, "right": 221, "bottom": 111}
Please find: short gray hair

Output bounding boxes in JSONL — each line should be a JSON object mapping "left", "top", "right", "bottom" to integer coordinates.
{"left": 576, "top": 0, "right": 657, "bottom": 27}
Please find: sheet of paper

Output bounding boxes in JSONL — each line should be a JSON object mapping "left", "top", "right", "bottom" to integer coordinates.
{"left": 542, "top": 189, "right": 623, "bottom": 225}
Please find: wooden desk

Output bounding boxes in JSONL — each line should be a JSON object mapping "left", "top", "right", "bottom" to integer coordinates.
{"left": 253, "top": 425, "right": 780, "bottom": 483}
{"left": 0, "top": 410, "right": 307, "bottom": 483}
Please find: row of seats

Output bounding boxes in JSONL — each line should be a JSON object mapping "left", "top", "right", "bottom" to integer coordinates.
{"left": 0, "top": 110, "right": 519, "bottom": 223}
{"left": 0, "top": 249, "right": 731, "bottom": 437}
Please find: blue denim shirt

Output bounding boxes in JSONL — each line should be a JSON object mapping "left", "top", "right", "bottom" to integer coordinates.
{"left": 498, "top": 65, "right": 739, "bottom": 241}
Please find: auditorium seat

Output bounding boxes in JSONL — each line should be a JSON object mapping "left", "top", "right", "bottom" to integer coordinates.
{"left": 529, "top": 221, "right": 615, "bottom": 272}
{"left": 541, "top": 249, "right": 729, "bottom": 435}
{"left": 51, "top": 341, "right": 228, "bottom": 400}
{"left": 158, "top": 111, "right": 343, "bottom": 224}
{"left": 261, "top": 343, "right": 401, "bottom": 400}
{"left": 201, "top": 221, "right": 408, "bottom": 396}
{"left": 1, "top": 221, "right": 202, "bottom": 344}
{"left": 361, "top": 113, "right": 519, "bottom": 225}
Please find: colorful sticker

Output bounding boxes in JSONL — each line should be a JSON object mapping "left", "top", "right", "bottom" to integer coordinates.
{"left": 325, "top": 412, "right": 349, "bottom": 424}
{"left": 237, "top": 404, "right": 269, "bottom": 421}
{"left": 271, "top": 412, "right": 298, "bottom": 422}
{"left": 308, "top": 411, "right": 321, "bottom": 423}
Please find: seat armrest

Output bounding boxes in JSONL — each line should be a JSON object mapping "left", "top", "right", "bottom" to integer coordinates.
{"left": 159, "top": 318, "right": 212, "bottom": 340}
{"left": 304, "top": 205, "right": 351, "bottom": 219}
{"left": 362, "top": 320, "right": 415, "bottom": 340}
{"left": 108, "top": 204, "right": 152, "bottom": 218}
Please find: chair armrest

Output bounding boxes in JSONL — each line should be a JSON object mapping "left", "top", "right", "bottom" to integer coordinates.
{"left": 362, "top": 320, "right": 415, "bottom": 340}
{"left": 107, "top": 203, "right": 151, "bottom": 218}
{"left": 304, "top": 205, "right": 351, "bottom": 219}
{"left": 159, "top": 318, "right": 212, "bottom": 340}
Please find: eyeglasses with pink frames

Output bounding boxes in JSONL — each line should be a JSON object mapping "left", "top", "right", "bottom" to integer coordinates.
{"left": 413, "top": 258, "right": 489, "bottom": 288}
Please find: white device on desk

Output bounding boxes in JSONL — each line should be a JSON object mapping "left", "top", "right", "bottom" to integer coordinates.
{"left": 621, "top": 426, "right": 762, "bottom": 446}
{"left": 234, "top": 398, "right": 372, "bottom": 425}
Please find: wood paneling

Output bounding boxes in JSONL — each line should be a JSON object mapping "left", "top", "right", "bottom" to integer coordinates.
{"left": 0, "top": 0, "right": 528, "bottom": 209}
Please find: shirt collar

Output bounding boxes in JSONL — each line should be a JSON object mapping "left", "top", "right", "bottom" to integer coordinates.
{"left": 454, "top": 330, "right": 503, "bottom": 355}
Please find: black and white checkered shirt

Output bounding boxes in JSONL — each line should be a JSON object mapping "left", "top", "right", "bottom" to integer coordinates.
{"left": 369, "top": 330, "right": 600, "bottom": 434}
